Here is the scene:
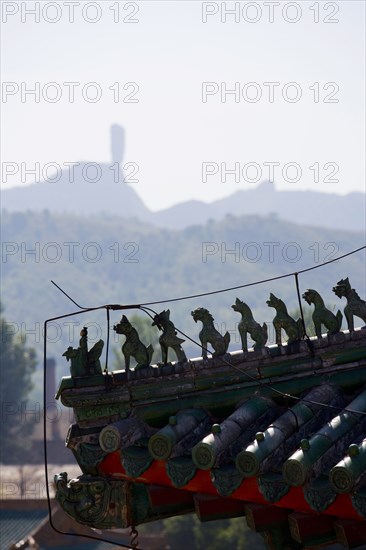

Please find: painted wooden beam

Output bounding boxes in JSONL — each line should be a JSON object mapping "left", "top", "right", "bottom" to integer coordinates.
{"left": 244, "top": 502, "right": 289, "bottom": 532}
{"left": 148, "top": 485, "right": 194, "bottom": 509}
{"left": 288, "top": 512, "right": 336, "bottom": 545}
{"left": 334, "top": 518, "right": 366, "bottom": 549}
{"left": 194, "top": 494, "right": 245, "bottom": 522}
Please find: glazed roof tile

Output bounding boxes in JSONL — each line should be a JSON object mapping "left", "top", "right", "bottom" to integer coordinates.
{"left": 0, "top": 509, "right": 47, "bottom": 549}
{"left": 106, "top": 382, "right": 366, "bottom": 519}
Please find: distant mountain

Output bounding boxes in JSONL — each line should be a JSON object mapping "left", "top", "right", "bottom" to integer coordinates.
{"left": 152, "top": 181, "right": 366, "bottom": 232}
{"left": 3, "top": 177, "right": 364, "bottom": 232}
{"left": 1, "top": 125, "right": 365, "bottom": 231}
{"left": 1, "top": 162, "right": 150, "bottom": 219}
{"left": 1, "top": 124, "right": 150, "bottom": 220}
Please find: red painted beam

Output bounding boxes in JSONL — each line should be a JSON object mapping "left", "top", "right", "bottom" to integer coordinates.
{"left": 194, "top": 494, "right": 245, "bottom": 522}
{"left": 334, "top": 519, "right": 366, "bottom": 549}
{"left": 245, "top": 503, "right": 289, "bottom": 532}
{"left": 98, "top": 452, "right": 361, "bottom": 522}
{"left": 148, "top": 485, "right": 194, "bottom": 508}
{"left": 288, "top": 512, "right": 336, "bottom": 545}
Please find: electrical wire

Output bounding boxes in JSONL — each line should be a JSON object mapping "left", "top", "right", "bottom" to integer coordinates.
{"left": 137, "top": 245, "right": 366, "bottom": 307}
{"left": 52, "top": 245, "right": 366, "bottom": 311}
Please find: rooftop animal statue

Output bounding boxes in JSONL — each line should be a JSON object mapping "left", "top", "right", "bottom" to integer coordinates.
{"left": 113, "top": 315, "right": 154, "bottom": 371}
{"left": 152, "top": 310, "right": 187, "bottom": 364}
{"left": 232, "top": 298, "right": 268, "bottom": 351}
{"left": 87, "top": 339, "right": 104, "bottom": 374}
{"left": 332, "top": 277, "right": 366, "bottom": 331}
{"left": 302, "top": 289, "right": 342, "bottom": 338}
{"left": 267, "top": 293, "right": 304, "bottom": 346}
{"left": 63, "top": 346, "right": 84, "bottom": 377}
{"left": 191, "top": 307, "right": 230, "bottom": 359}
{"left": 63, "top": 327, "right": 103, "bottom": 377}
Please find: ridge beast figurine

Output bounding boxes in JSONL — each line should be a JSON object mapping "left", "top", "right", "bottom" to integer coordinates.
{"left": 152, "top": 309, "right": 187, "bottom": 364}
{"left": 191, "top": 307, "right": 230, "bottom": 359}
{"left": 63, "top": 327, "right": 103, "bottom": 377}
{"left": 267, "top": 293, "right": 304, "bottom": 346}
{"left": 302, "top": 288, "right": 342, "bottom": 338}
{"left": 113, "top": 315, "right": 154, "bottom": 371}
{"left": 232, "top": 298, "right": 268, "bottom": 351}
{"left": 333, "top": 277, "right": 366, "bottom": 331}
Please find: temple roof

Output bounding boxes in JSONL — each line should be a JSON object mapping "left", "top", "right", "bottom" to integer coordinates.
{"left": 56, "top": 326, "right": 366, "bottom": 548}
{"left": 98, "top": 382, "right": 366, "bottom": 515}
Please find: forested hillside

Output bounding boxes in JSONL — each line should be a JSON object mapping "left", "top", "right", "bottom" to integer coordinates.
{"left": 2, "top": 209, "right": 365, "bottom": 388}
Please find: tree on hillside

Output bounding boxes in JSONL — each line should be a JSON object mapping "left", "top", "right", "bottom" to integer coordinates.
{"left": 0, "top": 302, "right": 37, "bottom": 463}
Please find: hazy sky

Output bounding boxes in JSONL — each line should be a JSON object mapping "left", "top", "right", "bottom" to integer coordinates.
{"left": 1, "top": 0, "right": 365, "bottom": 210}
